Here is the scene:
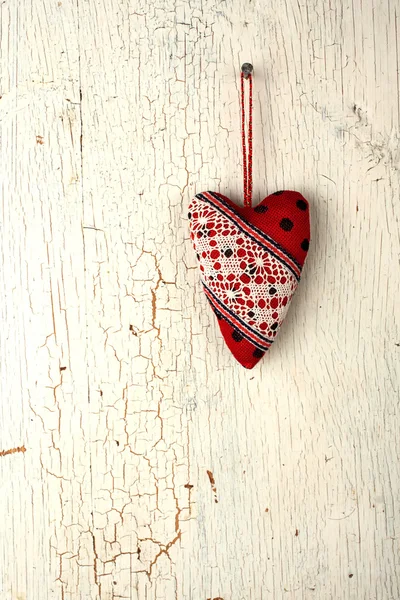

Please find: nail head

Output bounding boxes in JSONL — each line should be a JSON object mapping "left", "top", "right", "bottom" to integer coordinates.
{"left": 241, "top": 63, "right": 253, "bottom": 79}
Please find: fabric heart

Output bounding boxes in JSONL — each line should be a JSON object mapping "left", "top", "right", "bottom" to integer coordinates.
{"left": 188, "top": 190, "right": 310, "bottom": 368}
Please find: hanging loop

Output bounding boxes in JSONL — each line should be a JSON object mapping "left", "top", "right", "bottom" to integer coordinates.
{"left": 240, "top": 64, "right": 253, "bottom": 207}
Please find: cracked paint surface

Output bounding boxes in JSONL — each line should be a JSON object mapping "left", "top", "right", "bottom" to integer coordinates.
{"left": 1, "top": 0, "right": 400, "bottom": 599}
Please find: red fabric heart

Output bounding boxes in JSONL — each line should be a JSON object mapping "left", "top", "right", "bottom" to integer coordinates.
{"left": 188, "top": 190, "right": 310, "bottom": 368}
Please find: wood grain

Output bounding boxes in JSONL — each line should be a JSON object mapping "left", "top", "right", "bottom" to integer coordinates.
{"left": 1, "top": 0, "right": 400, "bottom": 598}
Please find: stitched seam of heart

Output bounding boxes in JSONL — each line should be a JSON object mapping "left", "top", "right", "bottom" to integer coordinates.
{"left": 197, "top": 191, "right": 301, "bottom": 280}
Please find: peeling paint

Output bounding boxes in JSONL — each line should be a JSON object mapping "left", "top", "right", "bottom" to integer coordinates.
{"left": 1, "top": 0, "right": 400, "bottom": 598}
{"left": 0, "top": 446, "right": 26, "bottom": 458}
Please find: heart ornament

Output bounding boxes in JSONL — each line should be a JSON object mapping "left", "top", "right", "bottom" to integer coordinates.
{"left": 188, "top": 190, "right": 310, "bottom": 368}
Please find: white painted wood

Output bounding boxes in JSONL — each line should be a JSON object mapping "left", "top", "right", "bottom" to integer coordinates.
{"left": 1, "top": 0, "right": 400, "bottom": 598}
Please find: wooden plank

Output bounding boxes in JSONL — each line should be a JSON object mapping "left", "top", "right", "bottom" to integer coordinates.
{"left": 1, "top": 0, "right": 400, "bottom": 598}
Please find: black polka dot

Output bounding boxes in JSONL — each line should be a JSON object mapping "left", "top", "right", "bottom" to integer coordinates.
{"left": 301, "top": 238, "right": 309, "bottom": 251}
{"left": 273, "top": 190, "right": 284, "bottom": 195}
{"left": 271, "top": 322, "right": 278, "bottom": 331}
{"left": 280, "top": 218, "right": 294, "bottom": 231}
{"left": 269, "top": 287, "right": 277, "bottom": 295}
{"left": 188, "top": 211, "right": 192, "bottom": 219}
{"left": 248, "top": 310, "right": 255, "bottom": 318}
{"left": 196, "top": 253, "right": 200, "bottom": 260}
{"left": 224, "top": 248, "right": 233, "bottom": 258}
{"left": 253, "top": 348, "right": 264, "bottom": 358}
{"left": 232, "top": 330, "right": 243, "bottom": 342}
{"left": 254, "top": 204, "right": 268, "bottom": 213}
{"left": 296, "top": 199, "right": 307, "bottom": 211}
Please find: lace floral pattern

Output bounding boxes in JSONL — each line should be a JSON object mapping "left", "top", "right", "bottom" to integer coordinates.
{"left": 189, "top": 196, "right": 298, "bottom": 341}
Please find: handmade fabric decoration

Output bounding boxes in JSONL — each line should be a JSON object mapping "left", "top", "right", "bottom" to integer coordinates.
{"left": 188, "top": 64, "right": 310, "bottom": 368}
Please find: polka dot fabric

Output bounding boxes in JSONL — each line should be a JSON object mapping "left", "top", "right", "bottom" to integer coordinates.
{"left": 188, "top": 190, "right": 310, "bottom": 368}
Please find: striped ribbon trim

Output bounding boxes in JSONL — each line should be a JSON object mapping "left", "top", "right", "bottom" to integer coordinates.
{"left": 196, "top": 191, "right": 301, "bottom": 281}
